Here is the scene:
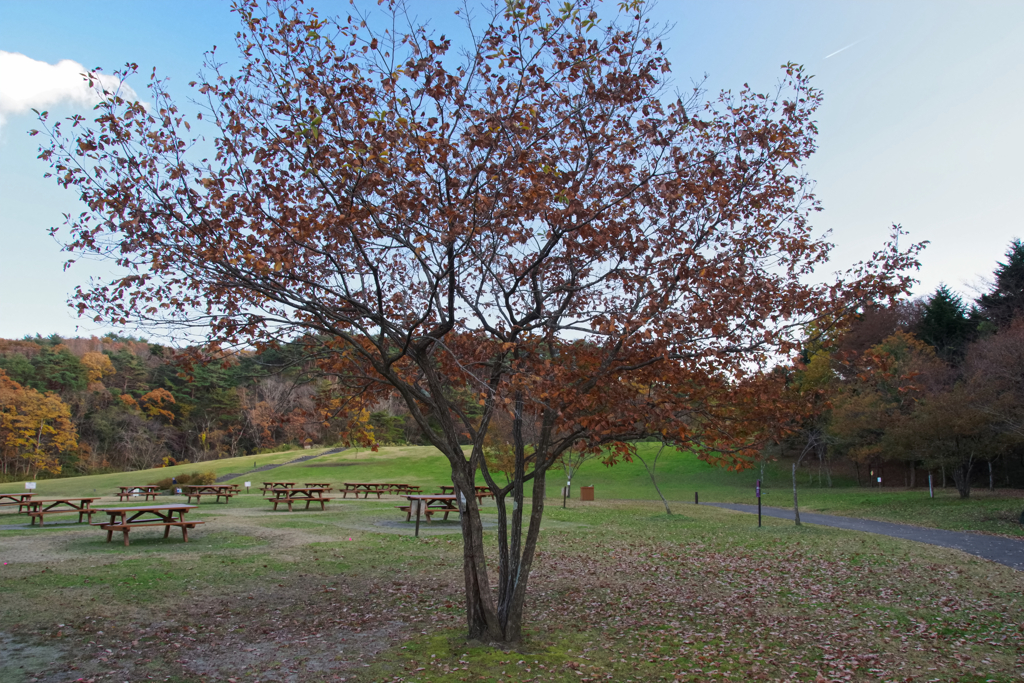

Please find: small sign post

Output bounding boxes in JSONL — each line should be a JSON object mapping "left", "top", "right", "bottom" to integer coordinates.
{"left": 244, "top": 481, "right": 251, "bottom": 494}
{"left": 25, "top": 482, "right": 36, "bottom": 490}
{"left": 877, "top": 476, "right": 882, "bottom": 492}
{"left": 756, "top": 479, "right": 762, "bottom": 528}
{"left": 563, "top": 480, "right": 571, "bottom": 509}
{"left": 928, "top": 473, "right": 934, "bottom": 499}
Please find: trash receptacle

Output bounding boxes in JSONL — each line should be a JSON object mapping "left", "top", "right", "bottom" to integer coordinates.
{"left": 580, "top": 485, "right": 594, "bottom": 501}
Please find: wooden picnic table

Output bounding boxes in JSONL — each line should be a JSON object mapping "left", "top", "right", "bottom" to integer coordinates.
{"left": 23, "top": 498, "right": 100, "bottom": 525}
{"left": 116, "top": 485, "right": 161, "bottom": 501}
{"left": 0, "top": 492, "right": 33, "bottom": 509}
{"left": 341, "top": 482, "right": 389, "bottom": 498}
{"left": 400, "top": 494, "right": 462, "bottom": 523}
{"left": 93, "top": 504, "right": 203, "bottom": 547}
{"left": 439, "top": 485, "right": 494, "bottom": 497}
{"left": 261, "top": 482, "right": 296, "bottom": 496}
{"left": 303, "top": 483, "right": 333, "bottom": 489}
{"left": 182, "top": 484, "right": 235, "bottom": 504}
{"left": 341, "top": 482, "right": 421, "bottom": 498}
{"left": 267, "top": 487, "right": 333, "bottom": 511}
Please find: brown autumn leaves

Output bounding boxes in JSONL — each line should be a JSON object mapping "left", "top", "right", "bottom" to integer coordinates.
{"left": 33, "top": 0, "right": 922, "bottom": 641}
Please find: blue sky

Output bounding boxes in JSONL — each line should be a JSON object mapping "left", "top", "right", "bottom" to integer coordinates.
{"left": 1, "top": 0, "right": 1023, "bottom": 340}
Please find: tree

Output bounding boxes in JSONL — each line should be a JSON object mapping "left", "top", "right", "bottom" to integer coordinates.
{"left": 978, "top": 238, "right": 1024, "bottom": 329}
{"left": 36, "top": 0, "right": 920, "bottom": 642}
{"left": 789, "top": 345, "right": 836, "bottom": 524}
{"left": 915, "top": 285, "right": 974, "bottom": 362}
{"left": 80, "top": 351, "right": 116, "bottom": 385}
{"left": 885, "top": 380, "right": 1007, "bottom": 499}
{"left": 0, "top": 370, "right": 79, "bottom": 477}
{"left": 828, "top": 332, "right": 941, "bottom": 484}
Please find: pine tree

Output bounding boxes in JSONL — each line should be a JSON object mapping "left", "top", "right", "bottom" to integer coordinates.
{"left": 978, "top": 239, "right": 1024, "bottom": 328}
{"left": 916, "top": 285, "right": 974, "bottom": 362}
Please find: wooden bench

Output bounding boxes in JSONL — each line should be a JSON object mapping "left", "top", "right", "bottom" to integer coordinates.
{"left": 271, "top": 497, "right": 333, "bottom": 512}
{"left": 29, "top": 508, "right": 96, "bottom": 525}
{"left": 185, "top": 491, "right": 234, "bottom": 504}
{"left": 396, "top": 505, "right": 454, "bottom": 522}
{"left": 95, "top": 520, "right": 205, "bottom": 547}
{"left": 117, "top": 491, "right": 161, "bottom": 501}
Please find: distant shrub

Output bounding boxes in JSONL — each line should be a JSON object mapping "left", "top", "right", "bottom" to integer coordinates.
{"left": 189, "top": 470, "right": 217, "bottom": 485}
{"left": 149, "top": 470, "right": 216, "bottom": 490}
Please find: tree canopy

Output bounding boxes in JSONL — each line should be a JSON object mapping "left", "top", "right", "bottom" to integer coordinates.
{"left": 915, "top": 284, "right": 975, "bottom": 362}
{"left": 35, "top": 0, "right": 921, "bottom": 643}
{"left": 978, "top": 238, "right": 1024, "bottom": 328}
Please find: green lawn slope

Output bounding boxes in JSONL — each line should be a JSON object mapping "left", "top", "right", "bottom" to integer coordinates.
{"left": 2, "top": 442, "right": 1021, "bottom": 536}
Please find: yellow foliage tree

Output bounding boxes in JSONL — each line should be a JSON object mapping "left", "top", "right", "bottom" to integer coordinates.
{"left": 0, "top": 370, "right": 78, "bottom": 477}
{"left": 80, "top": 351, "right": 116, "bottom": 383}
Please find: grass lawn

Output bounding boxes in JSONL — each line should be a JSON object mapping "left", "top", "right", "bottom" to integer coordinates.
{"left": 3, "top": 444, "right": 1022, "bottom": 537}
{"left": 1, "top": 487, "right": 1021, "bottom": 682}
{"left": 2, "top": 445, "right": 1022, "bottom": 680}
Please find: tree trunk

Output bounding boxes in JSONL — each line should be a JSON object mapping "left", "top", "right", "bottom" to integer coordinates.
{"left": 952, "top": 461, "right": 972, "bottom": 499}
{"left": 457, "top": 393, "right": 555, "bottom": 644}
{"left": 941, "top": 464, "right": 947, "bottom": 488}
{"left": 988, "top": 460, "right": 994, "bottom": 491}
{"left": 792, "top": 462, "right": 802, "bottom": 526}
{"left": 909, "top": 461, "right": 916, "bottom": 488}
{"left": 455, "top": 465, "right": 502, "bottom": 641}
{"left": 636, "top": 443, "right": 673, "bottom": 515}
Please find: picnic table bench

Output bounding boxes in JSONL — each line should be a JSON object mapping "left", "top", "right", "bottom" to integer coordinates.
{"left": 23, "top": 498, "right": 100, "bottom": 525}
{"left": 261, "top": 482, "right": 296, "bottom": 496}
{"left": 93, "top": 504, "right": 203, "bottom": 547}
{"left": 116, "top": 485, "right": 161, "bottom": 501}
{"left": 439, "top": 485, "right": 494, "bottom": 498}
{"left": 400, "top": 494, "right": 461, "bottom": 523}
{"left": 341, "top": 482, "right": 421, "bottom": 498}
{"left": 267, "top": 487, "right": 333, "bottom": 511}
{"left": 0, "top": 492, "right": 33, "bottom": 510}
{"left": 183, "top": 484, "right": 235, "bottom": 503}
{"left": 341, "top": 482, "right": 389, "bottom": 498}
{"left": 303, "top": 482, "right": 333, "bottom": 489}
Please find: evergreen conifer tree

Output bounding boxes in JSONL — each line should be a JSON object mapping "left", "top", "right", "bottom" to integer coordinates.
{"left": 916, "top": 285, "right": 974, "bottom": 362}
{"left": 978, "top": 239, "right": 1024, "bottom": 328}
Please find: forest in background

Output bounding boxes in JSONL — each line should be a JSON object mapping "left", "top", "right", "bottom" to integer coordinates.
{"left": 5, "top": 240, "right": 1024, "bottom": 496}
{"left": 0, "top": 333, "right": 416, "bottom": 480}
{"left": 772, "top": 239, "right": 1024, "bottom": 498}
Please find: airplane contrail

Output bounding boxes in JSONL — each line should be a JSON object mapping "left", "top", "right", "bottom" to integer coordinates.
{"left": 825, "top": 39, "right": 864, "bottom": 59}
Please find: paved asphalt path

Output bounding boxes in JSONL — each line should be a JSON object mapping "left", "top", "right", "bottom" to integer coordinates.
{"left": 708, "top": 503, "right": 1024, "bottom": 572}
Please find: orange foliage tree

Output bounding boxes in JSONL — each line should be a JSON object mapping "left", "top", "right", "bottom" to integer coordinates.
{"left": 36, "top": 0, "right": 921, "bottom": 642}
{"left": 0, "top": 370, "right": 79, "bottom": 477}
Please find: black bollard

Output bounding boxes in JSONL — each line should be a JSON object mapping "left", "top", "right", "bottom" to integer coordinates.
{"left": 756, "top": 479, "right": 762, "bottom": 528}
{"left": 694, "top": 491, "right": 698, "bottom": 505}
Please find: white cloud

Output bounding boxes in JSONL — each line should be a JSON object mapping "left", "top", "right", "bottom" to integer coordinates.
{"left": 0, "top": 51, "right": 141, "bottom": 129}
